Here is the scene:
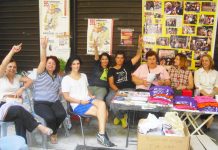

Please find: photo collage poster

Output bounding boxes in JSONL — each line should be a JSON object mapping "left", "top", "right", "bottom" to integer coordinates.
{"left": 87, "top": 19, "right": 114, "bottom": 55}
{"left": 142, "top": 0, "right": 218, "bottom": 70}
{"left": 39, "top": 0, "right": 70, "bottom": 63}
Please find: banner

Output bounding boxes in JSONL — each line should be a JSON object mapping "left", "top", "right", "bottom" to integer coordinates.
{"left": 142, "top": 0, "right": 218, "bottom": 70}
{"left": 87, "top": 19, "right": 114, "bottom": 55}
{"left": 39, "top": 0, "right": 70, "bottom": 63}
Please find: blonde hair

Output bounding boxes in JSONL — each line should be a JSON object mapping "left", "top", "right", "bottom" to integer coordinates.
{"left": 200, "top": 54, "right": 214, "bottom": 69}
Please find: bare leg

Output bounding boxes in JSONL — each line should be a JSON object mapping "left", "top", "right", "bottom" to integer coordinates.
{"left": 206, "top": 117, "right": 214, "bottom": 129}
{"left": 85, "top": 100, "right": 107, "bottom": 134}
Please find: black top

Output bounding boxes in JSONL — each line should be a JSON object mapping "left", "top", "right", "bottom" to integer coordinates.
{"left": 108, "top": 60, "right": 135, "bottom": 89}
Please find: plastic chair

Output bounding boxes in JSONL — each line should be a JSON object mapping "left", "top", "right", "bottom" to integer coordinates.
{"left": 67, "top": 102, "right": 90, "bottom": 146}
{"left": 0, "top": 135, "right": 29, "bottom": 150}
{"left": 0, "top": 121, "right": 14, "bottom": 137}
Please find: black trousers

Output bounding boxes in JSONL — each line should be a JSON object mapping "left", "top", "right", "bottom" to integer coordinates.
{"left": 4, "top": 105, "right": 39, "bottom": 142}
{"left": 34, "top": 100, "right": 66, "bottom": 134}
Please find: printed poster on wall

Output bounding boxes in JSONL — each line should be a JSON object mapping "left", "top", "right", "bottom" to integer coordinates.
{"left": 120, "top": 28, "right": 134, "bottom": 46}
{"left": 142, "top": 0, "right": 218, "bottom": 70}
{"left": 87, "top": 19, "right": 114, "bottom": 55}
{"left": 39, "top": 0, "right": 70, "bottom": 63}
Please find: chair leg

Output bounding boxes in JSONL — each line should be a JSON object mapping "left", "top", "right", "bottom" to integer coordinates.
{"left": 79, "top": 116, "right": 86, "bottom": 146}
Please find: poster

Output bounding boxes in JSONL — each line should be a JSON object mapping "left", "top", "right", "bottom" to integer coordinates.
{"left": 87, "top": 19, "right": 114, "bottom": 55}
{"left": 39, "top": 0, "right": 70, "bottom": 63}
{"left": 120, "top": 28, "right": 134, "bottom": 46}
{"left": 142, "top": 0, "right": 218, "bottom": 70}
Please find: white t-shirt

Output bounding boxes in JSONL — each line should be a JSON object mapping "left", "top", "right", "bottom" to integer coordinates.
{"left": 61, "top": 73, "right": 90, "bottom": 110}
{"left": 0, "top": 74, "right": 21, "bottom": 100}
{"left": 194, "top": 68, "right": 218, "bottom": 94}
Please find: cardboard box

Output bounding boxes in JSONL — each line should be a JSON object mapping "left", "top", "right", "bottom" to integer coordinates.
{"left": 137, "top": 121, "right": 190, "bottom": 150}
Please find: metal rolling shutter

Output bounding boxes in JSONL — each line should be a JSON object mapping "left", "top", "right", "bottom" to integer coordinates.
{"left": 0, "top": 0, "right": 40, "bottom": 72}
{"left": 75, "top": 0, "right": 142, "bottom": 76}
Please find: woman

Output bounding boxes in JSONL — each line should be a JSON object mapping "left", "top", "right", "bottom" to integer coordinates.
{"left": 0, "top": 43, "right": 53, "bottom": 141}
{"left": 132, "top": 50, "right": 171, "bottom": 91}
{"left": 32, "top": 37, "right": 66, "bottom": 144}
{"left": 194, "top": 54, "right": 218, "bottom": 130}
{"left": 169, "top": 53, "right": 193, "bottom": 91}
{"left": 105, "top": 35, "right": 142, "bottom": 128}
{"left": 88, "top": 41, "right": 110, "bottom": 100}
{"left": 62, "top": 56, "right": 115, "bottom": 147}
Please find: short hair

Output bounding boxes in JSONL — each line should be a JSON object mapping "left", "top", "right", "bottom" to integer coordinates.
{"left": 175, "top": 53, "right": 187, "bottom": 69}
{"left": 146, "top": 51, "right": 158, "bottom": 62}
{"left": 115, "top": 50, "right": 126, "bottom": 59}
{"left": 200, "top": 54, "right": 214, "bottom": 69}
{"left": 65, "top": 56, "right": 82, "bottom": 74}
{"left": 46, "top": 56, "right": 60, "bottom": 75}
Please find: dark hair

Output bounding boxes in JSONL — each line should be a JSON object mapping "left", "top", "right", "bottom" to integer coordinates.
{"left": 65, "top": 56, "right": 82, "bottom": 74}
{"left": 200, "top": 54, "right": 214, "bottom": 69}
{"left": 9, "top": 58, "right": 16, "bottom": 64}
{"left": 146, "top": 51, "right": 158, "bottom": 62}
{"left": 99, "top": 52, "right": 111, "bottom": 68}
{"left": 46, "top": 56, "right": 60, "bottom": 75}
{"left": 115, "top": 50, "right": 126, "bottom": 59}
{"left": 175, "top": 53, "right": 187, "bottom": 69}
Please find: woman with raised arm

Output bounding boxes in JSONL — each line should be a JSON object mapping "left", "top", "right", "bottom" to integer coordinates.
{"left": 0, "top": 44, "right": 53, "bottom": 142}
{"left": 62, "top": 56, "right": 115, "bottom": 147}
{"left": 32, "top": 37, "right": 66, "bottom": 144}
{"left": 105, "top": 35, "right": 142, "bottom": 128}
{"left": 88, "top": 40, "right": 111, "bottom": 100}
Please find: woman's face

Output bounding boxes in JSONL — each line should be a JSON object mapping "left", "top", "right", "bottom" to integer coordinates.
{"left": 71, "top": 60, "right": 80, "bottom": 72}
{"left": 202, "top": 56, "right": 210, "bottom": 70}
{"left": 100, "top": 55, "right": 109, "bottom": 68}
{"left": 5, "top": 62, "right": 17, "bottom": 76}
{"left": 46, "top": 58, "right": 56, "bottom": 73}
{"left": 147, "top": 55, "right": 157, "bottom": 68}
{"left": 174, "top": 56, "right": 180, "bottom": 66}
{"left": 115, "top": 54, "right": 125, "bottom": 66}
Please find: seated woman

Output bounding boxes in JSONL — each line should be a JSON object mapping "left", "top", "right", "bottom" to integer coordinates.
{"left": 88, "top": 40, "right": 111, "bottom": 100}
{"left": 132, "top": 51, "right": 171, "bottom": 91}
{"left": 194, "top": 54, "right": 218, "bottom": 130}
{"left": 62, "top": 56, "right": 115, "bottom": 147}
{"left": 169, "top": 53, "right": 193, "bottom": 92}
{"left": 105, "top": 35, "right": 142, "bottom": 128}
{"left": 0, "top": 43, "right": 53, "bottom": 142}
{"left": 32, "top": 37, "right": 66, "bottom": 144}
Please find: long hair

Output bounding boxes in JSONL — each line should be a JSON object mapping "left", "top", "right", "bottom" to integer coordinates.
{"left": 65, "top": 56, "right": 82, "bottom": 74}
{"left": 200, "top": 54, "right": 214, "bottom": 70}
{"left": 175, "top": 53, "right": 187, "bottom": 70}
{"left": 99, "top": 52, "right": 111, "bottom": 69}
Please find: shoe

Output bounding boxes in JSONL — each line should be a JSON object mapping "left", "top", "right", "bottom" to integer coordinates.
{"left": 96, "top": 133, "right": 115, "bottom": 147}
{"left": 113, "top": 117, "right": 120, "bottom": 125}
{"left": 120, "top": 114, "right": 128, "bottom": 128}
{"left": 105, "top": 132, "right": 116, "bottom": 147}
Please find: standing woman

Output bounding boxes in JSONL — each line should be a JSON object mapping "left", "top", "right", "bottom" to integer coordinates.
{"left": 0, "top": 44, "right": 53, "bottom": 141}
{"left": 169, "top": 53, "right": 194, "bottom": 91}
{"left": 194, "top": 54, "right": 218, "bottom": 130}
{"left": 32, "top": 37, "right": 66, "bottom": 144}
{"left": 62, "top": 56, "right": 115, "bottom": 147}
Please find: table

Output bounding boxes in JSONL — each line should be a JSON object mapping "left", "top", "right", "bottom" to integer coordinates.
{"left": 110, "top": 99, "right": 172, "bottom": 148}
{"left": 110, "top": 98, "right": 218, "bottom": 147}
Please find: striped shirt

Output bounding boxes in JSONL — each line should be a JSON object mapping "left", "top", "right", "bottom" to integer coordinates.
{"left": 33, "top": 72, "right": 61, "bottom": 102}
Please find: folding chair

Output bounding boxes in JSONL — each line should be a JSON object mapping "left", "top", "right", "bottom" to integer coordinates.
{"left": 67, "top": 102, "right": 91, "bottom": 146}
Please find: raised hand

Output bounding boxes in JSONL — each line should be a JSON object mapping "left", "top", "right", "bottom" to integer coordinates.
{"left": 41, "top": 37, "right": 48, "bottom": 49}
{"left": 137, "top": 34, "right": 143, "bottom": 50}
{"left": 11, "top": 43, "right": 22, "bottom": 53}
